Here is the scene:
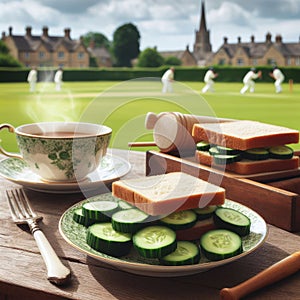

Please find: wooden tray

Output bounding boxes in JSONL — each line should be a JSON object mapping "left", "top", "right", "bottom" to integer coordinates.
{"left": 146, "top": 150, "right": 300, "bottom": 232}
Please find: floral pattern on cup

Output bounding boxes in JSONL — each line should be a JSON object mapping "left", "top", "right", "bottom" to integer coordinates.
{"left": 16, "top": 134, "right": 111, "bottom": 181}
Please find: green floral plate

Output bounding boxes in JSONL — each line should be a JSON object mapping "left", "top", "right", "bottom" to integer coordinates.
{"left": 59, "top": 194, "right": 268, "bottom": 277}
{"left": 0, "top": 155, "right": 130, "bottom": 194}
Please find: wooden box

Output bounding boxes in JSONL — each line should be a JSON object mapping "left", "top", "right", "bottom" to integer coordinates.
{"left": 146, "top": 150, "right": 300, "bottom": 232}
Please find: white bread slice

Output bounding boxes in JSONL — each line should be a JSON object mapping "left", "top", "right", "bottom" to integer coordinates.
{"left": 192, "top": 120, "right": 299, "bottom": 150}
{"left": 176, "top": 217, "right": 215, "bottom": 241}
{"left": 196, "top": 150, "right": 299, "bottom": 175}
{"left": 112, "top": 172, "right": 225, "bottom": 216}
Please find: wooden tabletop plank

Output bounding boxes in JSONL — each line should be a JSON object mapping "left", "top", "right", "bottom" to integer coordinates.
{"left": 1, "top": 150, "right": 300, "bottom": 299}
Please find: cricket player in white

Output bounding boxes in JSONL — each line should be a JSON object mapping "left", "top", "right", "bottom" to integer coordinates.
{"left": 202, "top": 67, "right": 218, "bottom": 93}
{"left": 240, "top": 68, "right": 262, "bottom": 94}
{"left": 161, "top": 67, "right": 174, "bottom": 93}
{"left": 27, "top": 67, "right": 37, "bottom": 92}
{"left": 54, "top": 67, "right": 63, "bottom": 91}
{"left": 270, "top": 66, "right": 285, "bottom": 93}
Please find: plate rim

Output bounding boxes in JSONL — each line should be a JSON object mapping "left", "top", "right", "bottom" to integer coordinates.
{"left": 58, "top": 195, "right": 268, "bottom": 276}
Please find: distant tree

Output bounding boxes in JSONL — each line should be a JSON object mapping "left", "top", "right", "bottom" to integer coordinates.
{"left": 0, "top": 41, "right": 22, "bottom": 67}
{"left": 0, "top": 53, "right": 22, "bottom": 67}
{"left": 89, "top": 56, "right": 98, "bottom": 68}
{"left": 137, "top": 48, "right": 164, "bottom": 67}
{"left": 0, "top": 40, "right": 9, "bottom": 55}
{"left": 81, "top": 32, "right": 111, "bottom": 50}
{"left": 113, "top": 23, "right": 140, "bottom": 67}
{"left": 164, "top": 56, "right": 182, "bottom": 66}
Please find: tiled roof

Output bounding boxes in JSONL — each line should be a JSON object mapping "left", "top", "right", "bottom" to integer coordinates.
{"left": 216, "top": 40, "right": 300, "bottom": 58}
{"left": 9, "top": 32, "right": 81, "bottom": 52}
{"left": 159, "top": 50, "right": 185, "bottom": 59}
{"left": 88, "top": 46, "right": 111, "bottom": 58}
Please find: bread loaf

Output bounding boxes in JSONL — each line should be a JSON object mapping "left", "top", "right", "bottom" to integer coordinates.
{"left": 112, "top": 172, "right": 225, "bottom": 215}
{"left": 192, "top": 120, "right": 299, "bottom": 150}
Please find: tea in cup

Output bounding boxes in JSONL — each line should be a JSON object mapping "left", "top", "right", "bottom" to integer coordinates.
{"left": 0, "top": 122, "right": 112, "bottom": 182}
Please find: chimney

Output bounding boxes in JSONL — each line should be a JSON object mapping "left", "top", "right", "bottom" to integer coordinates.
{"left": 266, "top": 32, "right": 272, "bottom": 43}
{"left": 25, "top": 26, "right": 32, "bottom": 38}
{"left": 9, "top": 26, "right": 12, "bottom": 36}
{"left": 42, "top": 26, "right": 48, "bottom": 37}
{"left": 275, "top": 34, "right": 282, "bottom": 43}
{"left": 64, "top": 28, "right": 71, "bottom": 39}
{"left": 251, "top": 35, "right": 255, "bottom": 43}
{"left": 237, "top": 36, "right": 241, "bottom": 44}
{"left": 186, "top": 44, "right": 190, "bottom": 51}
{"left": 223, "top": 36, "right": 228, "bottom": 44}
{"left": 1, "top": 31, "right": 6, "bottom": 39}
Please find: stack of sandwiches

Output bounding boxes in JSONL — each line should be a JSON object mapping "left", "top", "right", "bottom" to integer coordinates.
{"left": 192, "top": 120, "right": 299, "bottom": 175}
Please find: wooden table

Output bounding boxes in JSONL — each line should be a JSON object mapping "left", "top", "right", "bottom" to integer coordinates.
{"left": 1, "top": 149, "right": 300, "bottom": 300}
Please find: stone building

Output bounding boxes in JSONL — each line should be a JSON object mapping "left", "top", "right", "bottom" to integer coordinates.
{"left": 159, "top": 45, "right": 197, "bottom": 66}
{"left": 212, "top": 33, "right": 300, "bottom": 67}
{"left": 1, "top": 26, "right": 89, "bottom": 68}
{"left": 161, "top": 0, "right": 300, "bottom": 67}
{"left": 87, "top": 40, "right": 112, "bottom": 67}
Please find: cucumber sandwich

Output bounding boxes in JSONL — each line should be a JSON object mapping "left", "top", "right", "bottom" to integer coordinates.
{"left": 193, "top": 120, "right": 299, "bottom": 175}
{"left": 71, "top": 172, "right": 252, "bottom": 264}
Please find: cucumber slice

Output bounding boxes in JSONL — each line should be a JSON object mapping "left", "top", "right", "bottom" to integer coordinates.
{"left": 159, "top": 241, "right": 200, "bottom": 266}
{"left": 112, "top": 208, "right": 149, "bottom": 234}
{"left": 87, "top": 223, "right": 132, "bottom": 257}
{"left": 209, "top": 146, "right": 220, "bottom": 156}
{"left": 118, "top": 200, "right": 134, "bottom": 210}
{"left": 196, "top": 141, "right": 210, "bottom": 151}
{"left": 73, "top": 208, "right": 95, "bottom": 227}
{"left": 213, "top": 207, "right": 251, "bottom": 236}
{"left": 133, "top": 225, "right": 177, "bottom": 258}
{"left": 194, "top": 205, "right": 217, "bottom": 220}
{"left": 213, "top": 153, "right": 242, "bottom": 165}
{"left": 160, "top": 210, "right": 197, "bottom": 231}
{"left": 243, "top": 148, "right": 269, "bottom": 161}
{"left": 200, "top": 229, "right": 243, "bottom": 261}
{"left": 82, "top": 201, "right": 119, "bottom": 222}
{"left": 216, "top": 146, "right": 241, "bottom": 155}
{"left": 269, "top": 145, "right": 294, "bottom": 159}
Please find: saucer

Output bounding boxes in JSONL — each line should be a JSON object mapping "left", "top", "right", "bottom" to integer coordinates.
{"left": 0, "top": 155, "right": 131, "bottom": 194}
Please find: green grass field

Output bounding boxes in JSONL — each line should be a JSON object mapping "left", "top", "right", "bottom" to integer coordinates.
{"left": 1, "top": 80, "right": 300, "bottom": 152}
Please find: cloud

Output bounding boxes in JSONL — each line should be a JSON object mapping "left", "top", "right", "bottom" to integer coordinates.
{"left": 0, "top": 0, "right": 61, "bottom": 34}
{"left": 209, "top": 2, "right": 254, "bottom": 27}
{"left": 38, "top": 0, "right": 101, "bottom": 14}
{"left": 88, "top": 0, "right": 151, "bottom": 22}
{"left": 208, "top": 0, "right": 300, "bottom": 19}
{"left": 0, "top": 0, "right": 299, "bottom": 52}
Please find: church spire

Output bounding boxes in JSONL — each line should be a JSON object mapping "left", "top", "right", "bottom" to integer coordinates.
{"left": 199, "top": 1, "right": 207, "bottom": 32}
{"left": 193, "top": 0, "right": 212, "bottom": 64}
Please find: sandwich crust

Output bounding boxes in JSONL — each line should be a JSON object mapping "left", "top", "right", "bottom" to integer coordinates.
{"left": 112, "top": 172, "right": 225, "bottom": 215}
{"left": 192, "top": 120, "right": 299, "bottom": 150}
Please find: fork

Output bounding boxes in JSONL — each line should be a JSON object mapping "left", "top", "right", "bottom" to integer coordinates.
{"left": 6, "top": 189, "right": 71, "bottom": 285}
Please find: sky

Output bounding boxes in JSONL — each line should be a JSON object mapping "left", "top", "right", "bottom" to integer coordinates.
{"left": 0, "top": 0, "right": 300, "bottom": 52}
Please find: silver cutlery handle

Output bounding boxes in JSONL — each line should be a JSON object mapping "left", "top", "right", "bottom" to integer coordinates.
{"left": 33, "top": 229, "right": 71, "bottom": 285}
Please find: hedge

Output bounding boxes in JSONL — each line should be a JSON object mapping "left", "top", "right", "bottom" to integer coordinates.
{"left": 0, "top": 66, "right": 299, "bottom": 83}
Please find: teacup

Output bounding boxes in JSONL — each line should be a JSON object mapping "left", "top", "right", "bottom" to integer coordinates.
{"left": 0, "top": 122, "right": 112, "bottom": 182}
